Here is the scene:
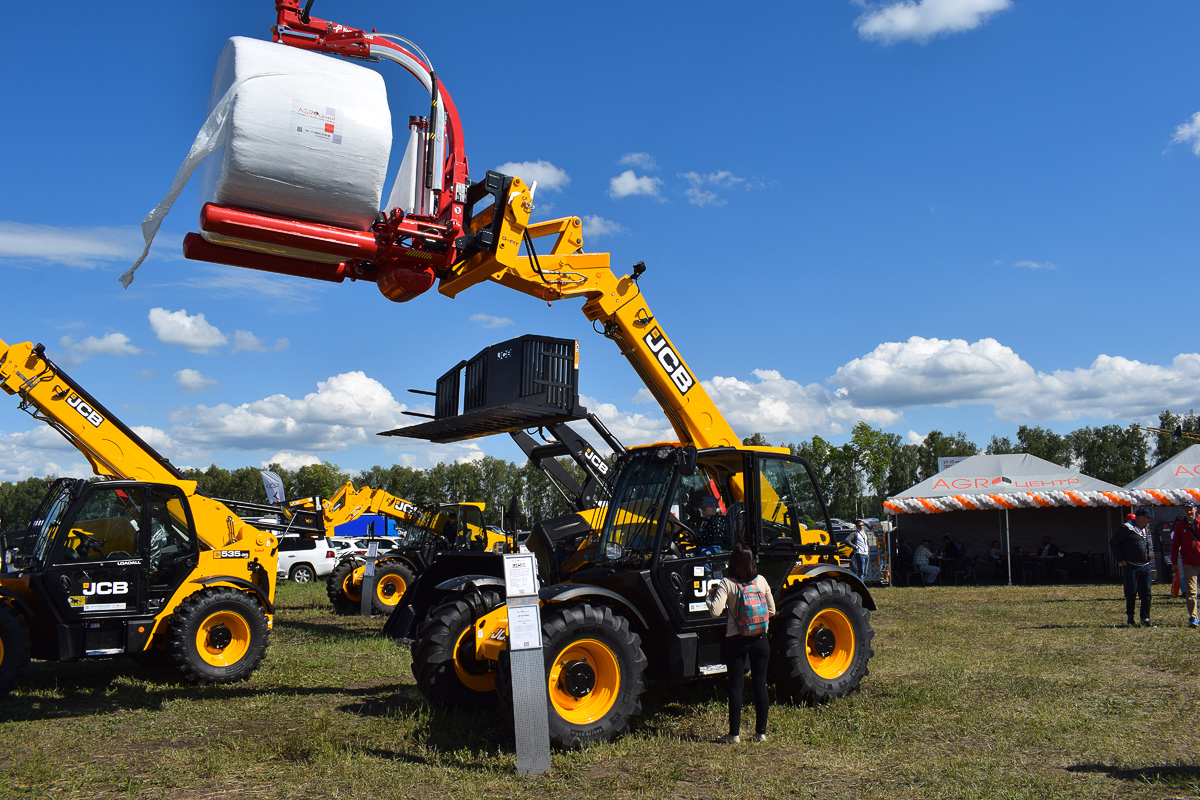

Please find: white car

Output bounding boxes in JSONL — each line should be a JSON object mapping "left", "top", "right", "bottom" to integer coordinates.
{"left": 276, "top": 536, "right": 338, "bottom": 583}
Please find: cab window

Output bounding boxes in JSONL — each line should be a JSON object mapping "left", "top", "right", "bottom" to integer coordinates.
{"left": 54, "top": 486, "right": 144, "bottom": 563}
{"left": 756, "top": 458, "right": 824, "bottom": 548}
{"left": 148, "top": 487, "right": 198, "bottom": 589}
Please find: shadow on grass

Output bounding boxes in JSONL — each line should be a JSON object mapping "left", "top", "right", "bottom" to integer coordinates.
{"left": 1067, "top": 763, "right": 1200, "bottom": 788}
{"left": 340, "top": 686, "right": 514, "bottom": 759}
{"left": 0, "top": 658, "right": 414, "bottom": 722}
{"left": 272, "top": 617, "right": 387, "bottom": 642}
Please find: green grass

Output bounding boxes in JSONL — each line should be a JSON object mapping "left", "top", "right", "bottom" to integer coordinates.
{"left": 2, "top": 582, "right": 1198, "bottom": 799}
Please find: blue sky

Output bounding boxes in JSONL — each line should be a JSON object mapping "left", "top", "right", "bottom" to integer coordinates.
{"left": 2, "top": 0, "right": 1198, "bottom": 483}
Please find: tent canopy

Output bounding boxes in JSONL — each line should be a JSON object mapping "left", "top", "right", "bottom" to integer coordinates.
{"left": 1123, "top": 444, "right": 1200, "bottom": 505}
{"left": 885, "top": 453, "right": 1126, "bottom": 514}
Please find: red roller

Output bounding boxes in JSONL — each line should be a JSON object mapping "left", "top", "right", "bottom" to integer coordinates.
{"left": 182, "top": 233, "right": 353, "bottom": 283}
{"left": 199, "top": 204, "right": 379, "bottom": 261}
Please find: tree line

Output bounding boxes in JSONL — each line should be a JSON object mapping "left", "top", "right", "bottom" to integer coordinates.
{"left": 2, "top": 410, "right": 1195, "bottom": 535}
{"left": 0, "top": 455, "right": 584, "bottom": 535}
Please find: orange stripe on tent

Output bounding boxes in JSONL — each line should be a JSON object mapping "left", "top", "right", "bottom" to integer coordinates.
{"left": 1101, "top": 492, "right": 1126, "bottom": 506}
{"left": 953, "top": 495, "right": 979, "bottom": 510}
{"left": 990, "top": 494, "right": 1016, "bottom": 509}
{"left": 1031, "top": 494, "right": 1054, "bottom": 507}
{"left": 1064, "top": 491, "right": 1085, "bottom": 506}
{"left": 918, "top": 498, "right": 941, "bottom": 513}
{"left": 1149, "top": 490, "right": 1171, "bottom": 505}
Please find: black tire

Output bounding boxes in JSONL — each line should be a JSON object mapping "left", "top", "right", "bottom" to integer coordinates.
{"left": 370, "top": 561, "right": 416, "bottom": 616}
{"left": 167, "top": 587, "right": 269, "bottom": 684}
{"left": 289, "top": 563, "right": 316, "bottom": 583}
{"left": 0, "top": 602, "right": 31, "bottom": 697}
{"left": 770, "top": 580, "right": 873, "bottom": 705}
{"left": 326, "top": 558, "right": 364, "bottom": 615}
{"left": 411, "top": 588, "right": 504, "bottom": 711}
{"left": 537, "top": 603, "right": 647, "bottom": 748}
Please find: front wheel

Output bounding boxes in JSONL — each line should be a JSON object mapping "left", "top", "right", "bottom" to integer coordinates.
{"left": 538, "top": 603, "right": 647, "bottom": 748}
{"left": 371, "top": 561, "right": 416, "bottom": 616}
{"left": 411, "top": 588, "right": 504, "bottom": 711}
{"left": 167, "top": 587, "right": 269, "bottom": 684}
{"left": 770, "top": 580, "right": 873, "bottom": 704}
{"left": 0, "top": 602, "right": 31, "bottom": 697}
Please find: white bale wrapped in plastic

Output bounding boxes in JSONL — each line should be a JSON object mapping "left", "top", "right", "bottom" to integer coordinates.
{"left": 199, "top": 36, "right": 392, "bottom": 233}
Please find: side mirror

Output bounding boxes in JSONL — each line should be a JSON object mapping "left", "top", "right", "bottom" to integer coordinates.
{"left": 505, "top": 494, "right": 521, "bottom": 534}
{"left": 677, "top": 445, "right": 698, "bottom": 477}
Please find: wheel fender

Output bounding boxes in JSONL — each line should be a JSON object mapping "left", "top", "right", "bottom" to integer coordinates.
{"left": 381, "top": 556, "right": 420, "bottom": 575}
{"left": 433, "top": 574, "right": 506, "bottom": 593}
{"left": 539, "top": 583, "right": 650, "bottom": 630}
{"left": 0, "top": 588, "right": 34, "bottom": 622}
{"left": 190, "top": 575, "right": 274, "bottom": 615}
{"left": 786, "top": 565, "right": 876, "bottom": 610}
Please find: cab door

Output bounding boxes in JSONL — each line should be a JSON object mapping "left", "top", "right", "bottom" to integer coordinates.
{"left": 37, "top": 484, "right": 149, "bottom": 656}
{"left": 749, "top": 454, "right": 831, "bottom": 586}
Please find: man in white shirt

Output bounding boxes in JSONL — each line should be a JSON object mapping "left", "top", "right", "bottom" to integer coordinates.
{"left": 912, "top": 539, "right": 940, "bottom": 585}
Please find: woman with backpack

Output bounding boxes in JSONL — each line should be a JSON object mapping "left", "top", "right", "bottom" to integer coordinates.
{"left": 705, "top": 542, "right": 777, "bottom": 743}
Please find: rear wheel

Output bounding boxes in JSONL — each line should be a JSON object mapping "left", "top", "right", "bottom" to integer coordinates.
{"left": 538, "top": 603, "right": 647, "bottom": 748}
{"left": 289, "top": 563, "right": 316, "bottom": 583}
{"left": 168, "top": 587, "right": 269, "bottom": 684}
{"left": 0, "top": 602, "right": 31, "bottom": 697}
{"left": 326, "top": 559, "right": 364, "bottom": 615}
{"left": 770, "top": 580, "right": 873, "bottom": 704}
{"left": 411, "top": 588, "right": 504, "bottom": 710}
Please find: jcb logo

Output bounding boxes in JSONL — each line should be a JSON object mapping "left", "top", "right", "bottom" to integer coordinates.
{"left": 82, "top": 581, "right": 129, "bottom": 596}
{"left": 393, "top": 500, "right": 418, "bottom": 515}
{"left": 66, "top": 392, "right": 104, "bottom": 427}
{"left": 644, "top": 328, "right": 695, "bottom": 395}
{"left": 694, "top": 578, "right": 720, "bottom": 598}
{"left": 583, "top": 447, "right": 609, "bottom": 477}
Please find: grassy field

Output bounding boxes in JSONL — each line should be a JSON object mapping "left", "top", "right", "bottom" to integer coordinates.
{"left": 1, "top": 581, "right": 1198, "bottom": 800}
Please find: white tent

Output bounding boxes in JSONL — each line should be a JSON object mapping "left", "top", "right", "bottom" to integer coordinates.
{"left": 1123, "top": 444, "right": 1200, "bottom": 503}
{"left": 885, "top": 454, "right": 1126, "bottom": 585}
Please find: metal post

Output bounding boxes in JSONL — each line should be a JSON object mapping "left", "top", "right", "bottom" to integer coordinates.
{"left": 503, "top": 552, "right": 550, "bottom": 775}
{"left": 359, "top": 540, "right": 379, "bottom": 617}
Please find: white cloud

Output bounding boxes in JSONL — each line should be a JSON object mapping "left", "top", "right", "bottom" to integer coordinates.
{"left": 856, "top": 0, "right": 1012, "bottom": 44}
{"left": 263, "top": 452, "right": 320, "bottom": 471}
{"left": 1171, "top": 112, "right": 1200, "bottom": 156}
{"left": 581, "top": 215, "right": 627, "bottom": 239}
{"left": 580, "top": 396, "right": 675, "bottom": 446}
{"left": 680, "top": 170, "right": 751, "bottom": 206}
{"left": 619, "top": 153, "right": 658, "bottom": 170}
{"left": 494, "top": 160, "right": 570, "bottom": 193}
{"left": 609, "top": 170, "right": 664, "bottom": 200}
{"left": 470, "top": 313, "right": 514, "bottom": 330}
{"left": 167, "top": 371, "right": 409, "bottom": 452}
{"left": 175, "top": 368, "right": 219, "bottom": 394}
{"left": 1014, "top": 260, "right": 1057, "bottom": 270}
{"left": 231, "top": 330, "right": 288, "bottom": 354}
{"left": 56, "top": 333, "right": 142, "bottom": 366}
{"left": 0, "top": 222, "right": 142, "bottom": 268}
{"left": 833, "top": 336, "right": 1200, "bottom": 423}
{"left": 149, "top": 308, "right": 228, "bottom": 354}
{"left": 905, "top": 430, "right": 927, "bottom": 445}
{"left": 685, "top": 188, "right": 721, "bottom": 207}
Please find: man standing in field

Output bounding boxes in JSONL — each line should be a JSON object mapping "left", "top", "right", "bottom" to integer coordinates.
{"left": 1112, "top": 508, "right": 1154, "bottom": 627}
{"left": 850, "top": 520, "right": 870, "bottom": 579}
{"left": 1171, "top": 501, "right": 1200, "bottom": 628}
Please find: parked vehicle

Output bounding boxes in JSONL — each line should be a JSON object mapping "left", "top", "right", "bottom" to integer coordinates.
{"left": 276, "top": 536, "right": 338, "bottom": 583}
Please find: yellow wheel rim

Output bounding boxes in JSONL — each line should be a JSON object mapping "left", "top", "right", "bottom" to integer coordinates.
{"left": 195, "top": 610, "right": 251, "bottom": 667}
{"left": 375, "top": 573, "right": 407, "bottom": 607}
{"left": 0, "top": 636, "right": 5, "bottom": 666}
{"left": 806, "top": 608, "right": 854, "bottom": 679}
{"left": 548, "top": 639, "right": 620, "bottom": 725}
{"left": 452, "top": 624, "right": 496, "bottom": 692}
{"left": 342, "top": 566, "right": 365, "bottom": 602}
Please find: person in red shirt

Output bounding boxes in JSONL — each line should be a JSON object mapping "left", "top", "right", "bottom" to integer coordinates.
{"left": 1170, "top": 501, "right": 1200, "bottom": 628}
